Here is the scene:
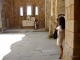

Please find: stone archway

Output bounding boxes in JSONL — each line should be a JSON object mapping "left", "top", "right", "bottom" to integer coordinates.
{"left": 0, "top": 0, "right": 14, "bottom": 31}
{"left": 48, "top": 0, "right": 65, "bottom": 38}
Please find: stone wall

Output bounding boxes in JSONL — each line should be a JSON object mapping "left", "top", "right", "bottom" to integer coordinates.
{"left": 0, "top": 0, "right": 45, "bottom": 29}
{"left": 1, "top": 0, "right": 14, "bottom": 30}
{"left": 63, "top": 0, "right": 80, "bottom": 60}
{"left": 13, "top": 0, "right": 45, "bottom": 28}
{"left": 63, "top": 0, "right": 74, "bottom": 59}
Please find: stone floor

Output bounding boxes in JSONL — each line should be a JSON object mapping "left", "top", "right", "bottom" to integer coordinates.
{"left": 0, "top": 29, "right": 62, "bottom": 60}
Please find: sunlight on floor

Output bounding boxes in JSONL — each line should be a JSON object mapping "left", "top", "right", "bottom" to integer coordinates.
{"left": 0, "top": 34, "right": 25, "bottom": 60}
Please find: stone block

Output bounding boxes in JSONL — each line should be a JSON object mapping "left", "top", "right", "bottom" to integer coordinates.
{"left": 70, "top": 5, "right": 74, "bottom": 20}
{"left": 65, "top": 20, "right": 74, "bottom": 32}
{"left": 67, "top": 6, "right": 71, "bottom": 20}
{"left": 65, "top": 31, "right": 67, "bottom": 44}
{"left": 63, "top": 47, "right": 73, "bottom": 60}
{"left": 63, "top": 50, "right": 68, "bottom": 60}
{"left": 64, "top": 44, "right": 70, "bottom": 53}
{"left": 67, "top": 7, "right": 70, "bottom": 20}
{"left": 65, "top": 31, "right": 74, "bottom": 48}
{"left": 63, "top": 54, "right": 67, "bottom": 60}
{"left": 64, "top": 45, "right": 73, "bottom": 58}
{"left": 65, "top": 8, "right": 67, "bottom": 20}
{"left": 70, "top": 47, "right": 73, "bottom": 57}
{"left": 65, "top": 0, "right": 70, "bottom": 7}
{"left": 67, "top": 56, "right": 73, "bottom": 60}
{"left": 70, "top": 0, "right": 74, "bottom": 5}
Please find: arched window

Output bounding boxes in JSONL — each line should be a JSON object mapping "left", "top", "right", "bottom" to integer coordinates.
{"left": 35, "top": 6, "right": 38, "bottom": 15}
{"left": 20, "top": 7, "right": 23, "bottom": 16}
{"left": 27, "top": 6, "right": 32, "bottom": 15}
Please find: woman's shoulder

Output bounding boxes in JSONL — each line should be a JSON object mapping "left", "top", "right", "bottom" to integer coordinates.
{"left": 56, "top": 25, "right": 61, "bottom": 30}
{"left": 57, "top": 25, "right": 61, "bottom": 28}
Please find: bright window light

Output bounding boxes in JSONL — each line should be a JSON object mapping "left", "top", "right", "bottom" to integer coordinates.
{"left": 27, "top": 6, "right": 32, "bottom": 15}
{"left": 35, "top": 7, "right": 38, "bottom": 15}
{"left": 20, "top": 7, "right": 23, "bottom": 16}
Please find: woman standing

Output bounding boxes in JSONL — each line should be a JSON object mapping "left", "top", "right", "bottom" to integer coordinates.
{"left": 56, "top": 17, "right": 65, "bottom": 59}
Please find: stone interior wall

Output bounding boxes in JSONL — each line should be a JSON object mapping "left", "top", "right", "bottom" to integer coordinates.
{"left": 13, "top": 0, "right": 45, "bottom": 28}
{"left": 1, "top": 0, "right": 14, "bottom": 30}
{"left": 1, "top": 0, "right": 45, "bottom": 29}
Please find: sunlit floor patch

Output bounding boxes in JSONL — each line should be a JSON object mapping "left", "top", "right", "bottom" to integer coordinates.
{"left": 0, "top": 34, "right": 25, "bottom": 60}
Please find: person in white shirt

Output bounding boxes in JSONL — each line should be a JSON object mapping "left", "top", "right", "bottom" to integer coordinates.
{"left": 56, "top": 17, "right": 65, "bottom": 59}
{"left": 34, "top": 19, "right": 39, "bottom": 29}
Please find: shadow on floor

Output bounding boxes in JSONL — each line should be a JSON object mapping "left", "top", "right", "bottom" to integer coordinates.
{"left": 2, "top": 32, "right": 61, "bottom": 60}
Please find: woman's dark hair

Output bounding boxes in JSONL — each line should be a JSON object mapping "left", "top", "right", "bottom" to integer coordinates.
{"left": 58, "top": 17, "right": 65, "bottom": 30}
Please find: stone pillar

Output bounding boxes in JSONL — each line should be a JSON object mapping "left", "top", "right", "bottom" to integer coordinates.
{"left": 48, "top": 0, "right": 55, "bottom": 38}
{"left": 45, "top": 0, "right": 54, "bottom": 37}
{"left": 45, "top": 0, "right": 51, "bottom": 31}
{"left": 52, "top": 0, "right": 56, "bottom": 33}
{"left": 63, "top": 0, "right": 80, "bottom": 60}
{"left": 47, "top": 0, "right": 53, "bottom": 37}
{"left": 50, "top": 0, "right": 55, "bottom": 36}
{"left": 55, "top": 0, "right": 58, "bottom": 19}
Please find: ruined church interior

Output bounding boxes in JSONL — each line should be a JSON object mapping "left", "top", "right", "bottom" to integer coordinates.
{"left": 0, "top": 0, "right": 80, "bottom": 60}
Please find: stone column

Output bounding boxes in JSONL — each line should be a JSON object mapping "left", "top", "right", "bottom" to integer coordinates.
{"left": 52, "top": 0, "right": 56, "bottom": 33}
{"left": 63, "top": 0, "right": 80, "bottom": 60}
{"left": 45, "top": 0, "right": 54, "bottom": 37}
{"left": 55, "top": 0, "right": 58, "bottom": 19}
{"left": 48, "top": 0, "right": 55, "bottom": 38}
{"left": 47, "top": 0, "right": 53, "bottom": 37}
{"left": 45, "top": 0, "right": 51, "bottom": 31}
